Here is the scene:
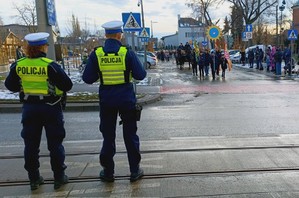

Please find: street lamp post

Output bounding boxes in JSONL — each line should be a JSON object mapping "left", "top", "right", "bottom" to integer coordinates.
{"left": 276, "top": 0, "right": 286, "bottom": 46}
{"left": 151, "top": 20, "right": 158, "bottom": 38}
{"left": 138, "top": 0, "right": 147, "bottom": 69}
{"left": 279, "top": 1, "right": 286, "bottom": 47}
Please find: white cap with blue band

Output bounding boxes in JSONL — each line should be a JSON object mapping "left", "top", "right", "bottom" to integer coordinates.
{"left": 24, "top": 32, "right": 50, "bottom": 46}
{"left": 102, "top": 21, "right": 124, "bottom": 34}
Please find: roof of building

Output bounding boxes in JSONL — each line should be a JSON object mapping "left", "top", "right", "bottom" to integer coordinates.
{"left": 178, "top": 17, "right": 202, "bottom": 27}
{"left": 161, "top": 33, "right": 178, "bottom": 40}
{"left": 0, "top": 31, "right": 21, "bottom": 44}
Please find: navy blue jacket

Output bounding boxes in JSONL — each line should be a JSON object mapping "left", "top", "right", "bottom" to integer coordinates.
{"left": 5, "top": 52, "right": 73, "bottom": 95}
{"left": 82, "top": 39, "right": 146, "bottom": 106}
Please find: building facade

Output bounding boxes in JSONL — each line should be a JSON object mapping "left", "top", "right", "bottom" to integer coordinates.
{"left": 292, "top": 1, "right": 299, "bottom": 32}
{"left": 177, "top": 15, "right": 206, "bottom": 46}
{"left": 161, "top": 15, "right": 206, "bottom": 49}
{"left": 161, "top": 33, "right": 178, "bottom": 49}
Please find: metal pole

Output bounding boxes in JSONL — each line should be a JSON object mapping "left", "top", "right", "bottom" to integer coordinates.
{"left": 35, "top": 0, "right": 56, "bottom": 60}
{"left": 132, "top": 32, "right": 135, "bottom": 51}
{"left": 151, "top": 20, "right": 153, "bottom": 38}
{"left": 280, "top": 10, "right": 283, "bottom": 49}
{"left": 276, "top": 3, "right": 279, "bottom": 47}
{"left": 140, "top": 0, "right": 147, "bottom": 69}
{"left": 290, "top": 23, "right": 294, "bottom": 76}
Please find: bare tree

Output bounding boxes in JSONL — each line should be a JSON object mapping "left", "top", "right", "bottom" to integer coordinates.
{"left": 64, "top": 14, "right": 82, "bottom": 37}
{"left": 12, "top": 0, "right": 37, "bottom": 32}
{"left": 223, "top": 16, "right": 230, "bottom": 34}
{"left": 186, "top": 0, "right": 221, "bottom": 26}
{"left": 225, "top": 0, "right": 276, "bottom": 25}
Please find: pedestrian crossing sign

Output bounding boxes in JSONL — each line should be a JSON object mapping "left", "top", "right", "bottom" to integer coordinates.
{"left": 122, "top": 12, "right": 141, "bottom": 31}
{"left": 288, "top": 29, "right": 298, "bottom": 41}
{"left": 139, "top": 28, "right": 150, "bottom": 38}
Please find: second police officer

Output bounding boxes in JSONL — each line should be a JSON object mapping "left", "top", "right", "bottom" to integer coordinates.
{"left": 5, "top": 32, "right": 73, "bottom": 190}
{"left": 82, "top": 20, "right": 147, "bottom": 182}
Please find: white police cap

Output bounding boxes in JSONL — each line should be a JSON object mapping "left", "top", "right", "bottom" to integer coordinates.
{"left": 24, "top": 32, "right": 49, "bottom": 46}
{"left": 102, "top": 20, "right": 124, "bottom": 34}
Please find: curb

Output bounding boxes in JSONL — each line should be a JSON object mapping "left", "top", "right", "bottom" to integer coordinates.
{"left": 0, "top": 94, "right": 162, "bottom": 113}
{"left": 233, "top": 64, "right": 299, "bottom": 79}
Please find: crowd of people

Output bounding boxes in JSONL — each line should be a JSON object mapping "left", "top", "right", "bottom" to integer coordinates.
{"left": 154, "top": 44, "right": 294, "bottom": 77}
{"left": 154, "top": 43, "right": 228, "bottom": 80}
{"left": 190, "top": 48, "right": 229, "bottom": 79}
{"left": 247, "top": 45, "right": 292, "bottom": 76}
{"left": 156, "top": 43, "right": 230, "bottom": 80}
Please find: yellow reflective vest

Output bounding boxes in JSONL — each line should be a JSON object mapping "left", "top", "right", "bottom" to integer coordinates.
{"left": 16, "top": 57, "right": 63, "bottom": 96}
{"left": 96, "top": 46, "right": 132, "bottom": 85}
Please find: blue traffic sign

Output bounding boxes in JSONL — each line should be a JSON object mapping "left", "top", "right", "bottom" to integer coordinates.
{"left": 202, "top": 41, "right": 208, "bottom": 46}
{"left": 288, "top": 29, "right": 298, "bottom": 41}
{"left": 140, "top": 37, "right": 149, "bottom": 42}
{"left": 246, "top": 24, "right": 253, "bottom": 32}
{"left": 46, "top": 0, "right": 57, "bottom": 26}
{"left": 122, "top": 12, "right": 141, "bottom": 32}
{"left": 139, "top": 27, "right": 150, "bottom": 38}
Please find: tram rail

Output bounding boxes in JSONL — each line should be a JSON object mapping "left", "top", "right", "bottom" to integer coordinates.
{"left": 1, "top": 167, "right": 299, "bottom": 187}
{"left": 1, "top": 144, "right": 299, "bottom": 188}
{"left": 1, "top": 144, "right": 299, "bottom": 160}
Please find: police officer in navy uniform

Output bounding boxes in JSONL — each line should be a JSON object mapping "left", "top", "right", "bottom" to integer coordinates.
{"left": 82, "top": 21, "right": 147, "bottom": 182}
{"left": 5, "top": 32, "right": 73, "bottom": 190}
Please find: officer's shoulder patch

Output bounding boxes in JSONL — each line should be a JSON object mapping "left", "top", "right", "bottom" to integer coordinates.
{"left": 41, "top": 57, "right": 53, "bottom": 64}
{"left": 16, "top": 57, "right": 26, "bottom": 62}
{"left": 94, "top": 46, "right": 103, "bottom": 51}
{"left": 121, "top": 45, "right": 129, "bottom": 50}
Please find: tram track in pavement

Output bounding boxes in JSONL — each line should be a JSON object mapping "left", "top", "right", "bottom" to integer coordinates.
{"left": 1, "top": 144, "right": 299, "bottom": 160}
{"left": 1, "top": 166, "right": 299, "bottom": 187}
{"left": 2, "top": 144, "right": 299, "bottom": 187}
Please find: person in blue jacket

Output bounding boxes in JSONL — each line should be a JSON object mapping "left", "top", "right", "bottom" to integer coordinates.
{"left": 82, "top": 20, "right": 147, "bottom": 182}
{"left": 5, "top": 32, "right": 73, "bottom": 190}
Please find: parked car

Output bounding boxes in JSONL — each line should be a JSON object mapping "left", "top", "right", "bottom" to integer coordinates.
{"left": 137, "top": 51, "right": 157, "bottom": 58}
{"left": 136, "top": 53, "right": 157, "bottom": 68}
{"left": 231, "top": 51, "right": 241, "bottom": 63}
{"left": 228, "top": 50, "right": 240, "bottom": 58}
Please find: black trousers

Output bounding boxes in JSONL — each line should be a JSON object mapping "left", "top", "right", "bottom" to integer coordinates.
{"left": 21, "top": 103, "right": 66, "bottom": 181}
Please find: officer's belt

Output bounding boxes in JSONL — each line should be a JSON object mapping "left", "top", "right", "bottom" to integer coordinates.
{"left": 23, "top": 95, "right": 61, "bottom": 105}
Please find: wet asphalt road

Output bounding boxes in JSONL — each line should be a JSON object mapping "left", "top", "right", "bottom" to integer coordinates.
{"left": 2, "top": 61, "right": 299, "bottom": 143}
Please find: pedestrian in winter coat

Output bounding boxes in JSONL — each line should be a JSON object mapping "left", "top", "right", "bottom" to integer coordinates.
{"left": 220, "top": 53, "right": 228, "bottom": 78}
{"left": 266, "top": 46, "right": 271, "bottom": 71}
{"left": 259, "top": 49, "right": 264, "bottom": 70}
{"left": 274, "top": 47, "right": 283, "bottom": 75}
{"left": 210, "top": 51, "right": 217, "bottom": 80}
{"left": 270, "top": 46, "right": 276, "bottom": 72}
{"left": 283, "top": 46, "right": 292, "bottom": 75}
{"left": 255, "top": 46, "right": 260, "bottom": 69}
{"left": 197, "top": 51, "right": 204, "bottom": 79}
{"left": 203, "top": 49, "right": 211, "bottom": 76}
{"left": 215, "top": 49, "right": 222, "bottom": 75}
{"left": 191, "top": 49, "right": 198, "bottom": 76}
{"left": 248, "top": 49, "right": 254, "bottom": 68}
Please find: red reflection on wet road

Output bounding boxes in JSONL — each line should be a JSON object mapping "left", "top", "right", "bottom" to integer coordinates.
{"left": 161, "top": 84, "right": 299, "bottom": 94}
